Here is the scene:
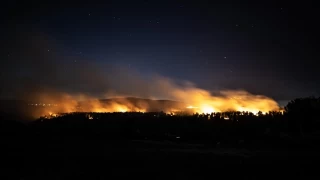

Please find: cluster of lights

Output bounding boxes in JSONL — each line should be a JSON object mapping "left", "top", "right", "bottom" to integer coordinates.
{"left": 28, "top": 103, "right": 58, "bottom": 106}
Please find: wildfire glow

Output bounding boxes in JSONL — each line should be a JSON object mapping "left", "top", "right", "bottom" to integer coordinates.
{"left": 200, "top": 105, "right": 215, "bottom": 114}
{"left": 186, "top": 106, "right": 198, "bottom": 109}
{"left": 26, "top": 76, "right": 280, "bottom": 119}
{"left": 181, "top": 91, "right": 279, "bottom": 115}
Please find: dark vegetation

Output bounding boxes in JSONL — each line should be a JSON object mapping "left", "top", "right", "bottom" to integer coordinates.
{"left": 2, "top": 97, "right": 320, "bottom": 179}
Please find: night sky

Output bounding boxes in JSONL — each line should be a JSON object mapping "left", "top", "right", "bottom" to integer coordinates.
{"left": 1, "top": 0, "right": 319, "bottom": 104}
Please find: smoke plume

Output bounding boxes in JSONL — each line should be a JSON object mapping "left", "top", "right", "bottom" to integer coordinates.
{"left": 1, "top": 31, "right": 280, "bottom": 119}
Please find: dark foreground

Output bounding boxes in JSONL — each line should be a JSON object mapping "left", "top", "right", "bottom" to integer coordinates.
{"left": 4, "top": 137, "right": 320, "bottom": 179}
{"left": 2, "top": 112, "right": 320, "bottom": 179}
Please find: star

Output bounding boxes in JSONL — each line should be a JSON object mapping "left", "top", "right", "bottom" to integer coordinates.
{"left": 235, "top": 24, "right": 239, "bottom": 27}
{"left": 224, "top": 56, "right": 227, "bottom": 59}
{"left": 47, "top": 49, "right": 50, "bottom": 52}
{"left": 89, "top": 13, "right": 91, "bottom": 16}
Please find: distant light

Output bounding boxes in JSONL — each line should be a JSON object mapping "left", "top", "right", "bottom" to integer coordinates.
{"left": 176, "top": 136, "right": 180, "bottom": 139}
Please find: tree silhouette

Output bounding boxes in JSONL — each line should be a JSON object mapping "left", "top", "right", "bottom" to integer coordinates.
{"left": 285, "top": 97, "right": 320, "bottom": 136}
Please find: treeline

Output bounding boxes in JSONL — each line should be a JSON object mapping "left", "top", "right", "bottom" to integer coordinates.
{"left": 2, "top": 97, "right": 320, "bottom": 149}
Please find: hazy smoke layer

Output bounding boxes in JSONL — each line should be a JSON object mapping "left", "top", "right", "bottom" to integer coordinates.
{"left": 1, "top": 31, "right": 280, "bottom": 118}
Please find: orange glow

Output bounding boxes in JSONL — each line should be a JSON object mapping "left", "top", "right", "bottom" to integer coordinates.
{"left": 200, "top": 105, "right": 215, "bottom": 114}
{"left": 26, "top": 76, "right": 280, "bottom": 119}
{"left": 178, "top": 90, "right": 280, "bottom": 115}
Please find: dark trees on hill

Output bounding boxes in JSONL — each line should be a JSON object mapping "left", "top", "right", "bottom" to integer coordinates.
{"left": 285, "top": 97, "right": 320, "bottom": 136}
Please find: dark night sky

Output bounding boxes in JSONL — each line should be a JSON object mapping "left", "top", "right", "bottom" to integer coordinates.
{"left": 1, "top": 0, "right": 319, "bottom": 103}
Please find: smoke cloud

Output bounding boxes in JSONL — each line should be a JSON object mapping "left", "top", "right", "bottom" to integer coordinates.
{"left": 1, "top": 31, "right": 280, "bottom": 119}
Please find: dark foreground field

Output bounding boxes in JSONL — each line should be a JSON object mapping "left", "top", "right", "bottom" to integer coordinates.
{"left": 2, "top": 112, "right": 320, "bottom": 179}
